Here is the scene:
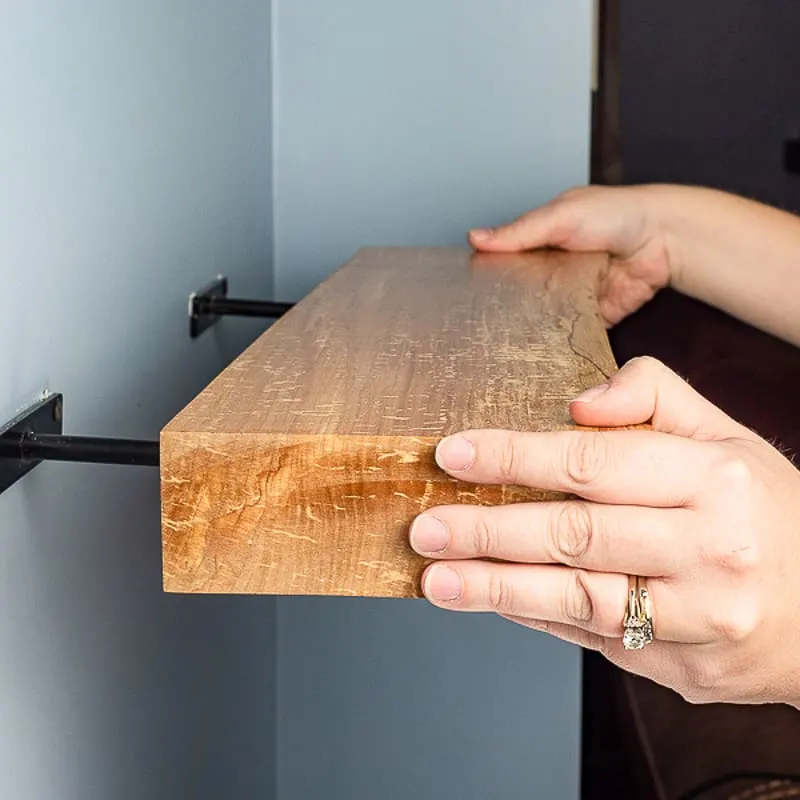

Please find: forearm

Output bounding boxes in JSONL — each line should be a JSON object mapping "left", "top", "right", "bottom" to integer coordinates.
{"left": 652, "top": 185, "right": 800, "bottom": 348}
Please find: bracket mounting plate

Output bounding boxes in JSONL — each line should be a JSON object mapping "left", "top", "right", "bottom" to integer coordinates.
{"left": 0, "top": 394, "right": 63, "bottom": 495}
{"left": 189, "top": 276, "right": 228, "bottom": 339}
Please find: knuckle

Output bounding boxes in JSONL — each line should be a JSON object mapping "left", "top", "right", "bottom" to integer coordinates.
{"left": 487, "top": 573, "right": 516, "bottom": 615}
{"left": 551, "top": 502, "right": 594, "bottom": 564}
{"left": 564, "top": 433, "right": 608, "bottom": 487}
{"left": 550, "top": 188, "right": 580, "bottom": 209}
{"left": 556, "top": 186, "right": 584, "bottom": 200}
{"left": 700, "top": 536, "right": 760, "bottom": 577}
{"left": 707, "top": 600, "right": 761, "bottom": 643}
{"left": 555, "top": 185, "right": 594, "bottom": 205}
{"left": 623, "top": 355, "right": 668, "bottom": 379}
{"left": 719, "top": 542, "right": 761, "bottom": 576}
{"left": 471, "top": 514, "right": 499, "bottom": 557}
{"left": 711, "top": 452, "right": 754, "bottom": 494}
{"left": 498, "top": 434, "right": 522, "bottom": 484}
{"left": 564, "top": 570, "right": 594, "bottom": 624}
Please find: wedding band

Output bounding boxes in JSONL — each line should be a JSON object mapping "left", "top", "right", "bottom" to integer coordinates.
{"left": 623, "top": 575, "right": 654, "bottom": 651}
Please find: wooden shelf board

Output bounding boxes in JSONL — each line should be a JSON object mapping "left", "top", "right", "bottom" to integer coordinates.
{"left": 160, "top": 246, "right": 615, "bottom": 597}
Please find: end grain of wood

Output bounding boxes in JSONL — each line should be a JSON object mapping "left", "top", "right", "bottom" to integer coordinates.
{"left": 160, "top": 247, "right": 616, "bottom": 597}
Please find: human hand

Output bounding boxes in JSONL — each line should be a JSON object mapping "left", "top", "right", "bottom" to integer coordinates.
{"left": 469, "top": 185, "right": 674, "bottom": 326}
{"left": 410, "top": 357, "right": 800, "bottom": 706}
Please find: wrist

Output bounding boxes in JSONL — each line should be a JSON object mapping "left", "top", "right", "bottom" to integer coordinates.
{"left": 636, "top": 183, "right": 708, "bottom": 293}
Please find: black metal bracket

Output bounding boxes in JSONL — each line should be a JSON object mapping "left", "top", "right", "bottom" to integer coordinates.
{"left": 0, "top": 278, "right": 296, "bottom": 494}
{"left": 189, "top": 276, "right": 295, "bottom": 338}
{"left": 0, "top": 394, "right": 159, "bottom": 495}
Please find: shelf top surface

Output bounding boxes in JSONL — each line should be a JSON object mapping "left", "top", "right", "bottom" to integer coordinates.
{"left": 163, "top": 246, "right": 614, "bottom": 439}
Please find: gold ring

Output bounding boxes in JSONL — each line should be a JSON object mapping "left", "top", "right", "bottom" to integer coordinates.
{"left": 623, "top": 575, "right": 654, "bottom": 650}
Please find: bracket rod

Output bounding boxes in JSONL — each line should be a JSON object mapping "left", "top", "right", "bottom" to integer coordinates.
{"left": 0, "top": 432, "right": 159, "bottom": 467}
{"left": 0, "top": 394, "right": 158, "bottom": 496}
{"left": 1, "top": 273, "right": 297, "bottom": 493}
{"left": 189, "top": 276, "right": 294, "bottom": 338}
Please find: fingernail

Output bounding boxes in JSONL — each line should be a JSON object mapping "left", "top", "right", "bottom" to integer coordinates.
{"left": 410, "top": 515, "right": 450, "bottom": 554}
{"left": 423, "top": 565, "right": 463, "bottom": 602}
{"left": 436, "top": 435, "right": 476, "bottom": 472}
{"left": 572, "top": 383, "right": 610, "bottom": 404}
{"left": 470, "top": 228, "right": 492, "bottom": 241}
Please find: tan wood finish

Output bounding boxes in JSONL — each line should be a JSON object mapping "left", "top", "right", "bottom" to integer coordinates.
{"left": 160, "top": 246, "right": 616, "bottom": 597}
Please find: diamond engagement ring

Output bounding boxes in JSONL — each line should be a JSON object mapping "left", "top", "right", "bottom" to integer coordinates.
{"left": 623, "top": 575, "right": 654, "bottom": 651}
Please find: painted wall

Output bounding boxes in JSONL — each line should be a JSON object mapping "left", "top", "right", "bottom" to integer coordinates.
{"left": 0, "top": 2, "right": 276, "bottom": 798}
{"left": 272, "top": 2, "right": 595, "bottom": 798}
{"left": 1, "top": 3, "right": 595, "bottom": 796}
{"left": 620, "top": 1, "right": 800, "bottom": 209}
{"left": 273, "top": 0, "right": 595, "bottom": 301}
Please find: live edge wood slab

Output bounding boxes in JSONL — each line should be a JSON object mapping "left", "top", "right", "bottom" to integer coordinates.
{"left": 160, "top": 246, "right": 616, "bottom": 598}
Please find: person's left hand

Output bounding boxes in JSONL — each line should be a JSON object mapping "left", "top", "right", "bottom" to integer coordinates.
{"left": 409, "top": 356, "right": 800, "bottom": 706}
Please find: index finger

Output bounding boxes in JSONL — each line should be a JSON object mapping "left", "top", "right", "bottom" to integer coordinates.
{"left": 434, "top": 428, "right": 716, "bottom": 507}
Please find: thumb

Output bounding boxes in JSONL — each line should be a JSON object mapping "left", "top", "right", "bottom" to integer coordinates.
{"left": 468, "top": 200, "right": 578, "bottom": 253}
{"left": 568, "top": 356, "right": 757, "bottom": 441}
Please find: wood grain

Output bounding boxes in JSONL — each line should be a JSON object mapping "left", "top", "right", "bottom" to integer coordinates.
{"left": 160, "top": 246, "right": 617, "bottom": 597}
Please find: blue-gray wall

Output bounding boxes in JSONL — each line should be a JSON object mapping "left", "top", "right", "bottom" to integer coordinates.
{"left": 2, "top": 2, "right": 595, "bottom": 797}
{"left": 0, "top": 2, "right": 276, "bottom": 798}
{"left": 273, "top": 0, "right": 594, "bottom": 301}
{"left": 272, "top": 2, "right": 594, "bottom": 798}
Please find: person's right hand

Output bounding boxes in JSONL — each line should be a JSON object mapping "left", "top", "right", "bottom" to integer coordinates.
{"left": 468, "top": 186, "right": 674, "bottom": 327}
